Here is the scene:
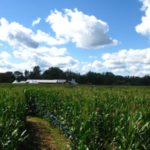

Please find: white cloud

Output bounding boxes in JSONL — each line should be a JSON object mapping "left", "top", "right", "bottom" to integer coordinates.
{"left": 82, "top": 48, "right": 150, "bottom": 76}
{"left": 12, "top": 46, "right": 79, "bottom": 71}
{"left": 135, "top": 0, "right": 150, "bottom": 38}
{"left": 32, "top": 17, "right": 41, "bottom": 26}
{"left": 81, "top": 60, "right": 103, "bottom": 73}
{"left": 0, "top": 18, "right": 39, "bottom": 48}
{"left": 1, "top": 10, "right": 149, "bottom": 77}
{"left": 0, "top": 51, "right": 11, "bottom": 64}
{"left": 33, "top": 30, "right": 66, "bottom": 46}
{"left": 0, "top": 46, "right": 79, "bottom": 72}
{"left": 0, "top": 51, "right": 13, "bottom": 72}
{"left": 91, "top": 60, "right": 103, "bottom": 69}
{"left": 0, "top": 18, "right": 66, "bottom": 49}
{"left": 46, "top": 9, "right": 118, "bottom": 49}
{"left": 0, "top": 17, "right": 80, "bottom": 72}
{"left": 102, "top": 48, "right": 150, "bottom": 76}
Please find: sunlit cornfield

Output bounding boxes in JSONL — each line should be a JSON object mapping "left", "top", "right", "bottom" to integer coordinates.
{"left": 0, "top": 85, "right": 150, "bottom": 149}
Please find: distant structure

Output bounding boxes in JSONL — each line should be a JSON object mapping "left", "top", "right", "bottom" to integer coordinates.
{"left": 26, "top": 79, "right": 66, "bottom": 84}
{"left": 12, "top": 80, "right": 26, "bottom": 84}
{"left": 67, "top": 79, "right": 78, "bottom": 85}
{"left": 12, "top": 79, "right": 78, "bottom": 85}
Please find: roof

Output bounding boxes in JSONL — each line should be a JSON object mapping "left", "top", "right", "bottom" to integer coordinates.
{"left": 26, "top": 79, "right": 66, "bottom": 84}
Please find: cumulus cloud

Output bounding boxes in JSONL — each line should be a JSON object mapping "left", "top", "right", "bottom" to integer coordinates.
{"left": 90, "top": 60, "right": 103, "bottom": 70}
{"left": 81, "top": 60, "right": 103, "bottom": 73}
{"left": 0, "top": 51, "right": 11, "bottom": 64}
{"left": 8, "top": 31, "right": 39, "bottom": 48}
{"left": 0, "top": 46, "right": 79, "bottom": 72}
{"left": 33, "top": 30, "right": 66, "bottom": 46}
{"left": 102, "top": 48, "right": 150, "bottom": 76}
{"left": 32, "top": 17, "right": 41, "bottom": 26}
{"left": 0, "top": 18, "right": 67, "bottom": 49}
{"left": 0, "top": 10, "right": 118, "bottom": 74}
{"left": 3, "top": 8, "right": 150, "bottom": 77}
{"left": 0, "top": 17, "right": 80, "bottom": 72}
{"left": 82, "top": 48, "right": 150, "bottom": 76}
{"left": 135, "top": 0, "right": 150, "bottom": 38}
{"left": 46, "top": 9, "right": 118, "bottom": 49}
{"left": 12, "top": 46, "right": 79, "bottom": 71}
{"left": 0, "top": 51, "right": 13, "bottom": 72}
{"left": 0, "top": 18, "right": 39, "bottom": 48}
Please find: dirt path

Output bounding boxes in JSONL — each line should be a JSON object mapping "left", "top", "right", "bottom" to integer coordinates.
{"left": 25, "top": 117, "right": 70, "bottom": 150}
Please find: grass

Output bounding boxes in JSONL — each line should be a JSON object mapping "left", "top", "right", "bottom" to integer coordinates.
{"left": 26, "top": 116, "right": 70, "bottom": 150}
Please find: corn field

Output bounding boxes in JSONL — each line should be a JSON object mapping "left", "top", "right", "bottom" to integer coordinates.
{"left": 0, "top": 85, "right": 150, "bottom": 149}
{"left": 0, "top": 86, "right": 28, "bottom": 150}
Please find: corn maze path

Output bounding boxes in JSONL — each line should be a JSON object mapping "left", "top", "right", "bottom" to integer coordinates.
{"left": 24, "top": 117, "right": 70, "bottom": 150}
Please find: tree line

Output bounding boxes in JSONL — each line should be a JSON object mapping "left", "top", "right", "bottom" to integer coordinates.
{"left": 0, "top": 66, "right": 150, "bottom": 85}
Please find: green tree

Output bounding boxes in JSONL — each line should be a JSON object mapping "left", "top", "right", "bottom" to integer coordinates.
{"left": 42, "top": 67, "right": 65, "bottom": 79}
{"left": 30, "top": 66, "right": 41, "bottom": 79}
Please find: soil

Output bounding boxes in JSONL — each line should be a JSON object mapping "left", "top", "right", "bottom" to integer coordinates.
{"left": 23, "top": 117, "right": 70, "bottom": 150}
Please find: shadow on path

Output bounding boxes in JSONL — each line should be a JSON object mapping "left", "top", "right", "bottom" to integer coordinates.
{"left": 23, "top": 117, "right": 70, "bottom": 150}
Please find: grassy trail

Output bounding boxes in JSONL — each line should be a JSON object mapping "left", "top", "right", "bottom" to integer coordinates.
{"left": 25, "top": 117, "right": 70, "bottom": 150}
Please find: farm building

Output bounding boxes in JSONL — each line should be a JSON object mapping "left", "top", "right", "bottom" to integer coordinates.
{"left": 12, "top": 79, "right": 78, "bottom": 85}
{"left": 13, "top": 79, "right": 68, "bottom": 84}
{"left": 26, "top": 79, "right": 66, "bottom": 84}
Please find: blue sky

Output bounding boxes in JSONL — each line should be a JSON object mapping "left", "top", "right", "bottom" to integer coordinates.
{"left": 0, "top": 0, "right": 150, "bottom": 76}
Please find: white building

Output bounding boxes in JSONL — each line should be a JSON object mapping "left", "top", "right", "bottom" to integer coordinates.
{"left": 12, "top": 79, "right": 78, "bottom": 85}
{"left": 13, "top": 79, "right": 66, "bottom": 84}
{"left": 26, "top": 79, "right": 66, "bottom": 84}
